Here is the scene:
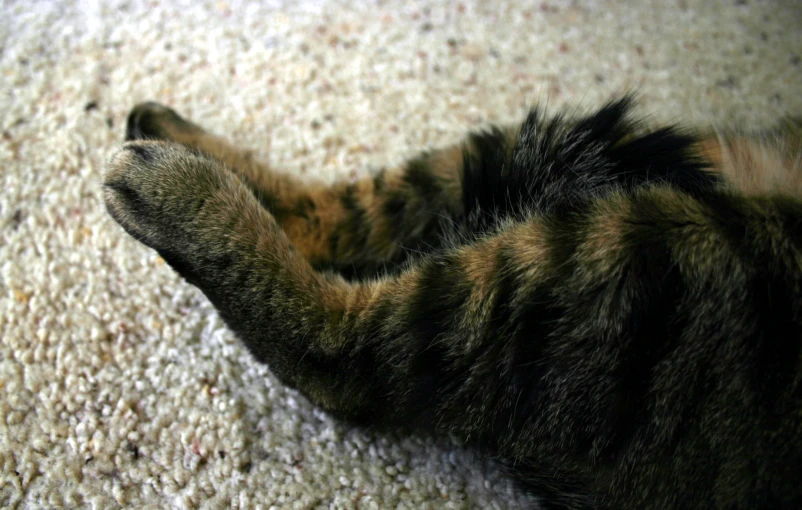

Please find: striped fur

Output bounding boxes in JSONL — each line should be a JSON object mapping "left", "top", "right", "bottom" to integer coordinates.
{"left": 105, "top": 98, "right": 802, "bottom": 509}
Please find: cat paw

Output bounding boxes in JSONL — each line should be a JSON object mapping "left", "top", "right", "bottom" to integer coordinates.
{"left": 104, "top": 140, "right": 218, "bottom": 251}
{"left": 125, "top": 102, "right": 204, "bottom": 142}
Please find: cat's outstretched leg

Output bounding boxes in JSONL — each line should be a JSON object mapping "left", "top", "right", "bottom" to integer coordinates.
{"left": 103, "top": 139, "right": 487, "bottom": 424}
{"left": 123, "top": 100, "right": 725, "bottom": 273}
{"left": 123, "top": 102, "right": 521, "bottom": 278}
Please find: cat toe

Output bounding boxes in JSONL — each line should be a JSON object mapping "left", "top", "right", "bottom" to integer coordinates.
{"left": 103, "top": 141, "right": 177, "bottom": 245}
{"left": 125, "top": 102, "right": 199, "bottom": 142}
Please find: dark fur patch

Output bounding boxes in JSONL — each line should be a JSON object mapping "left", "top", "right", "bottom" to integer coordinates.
{"left": 461, "top": 126, "right": 513, "bottom": 231}
{"left": 125, "top": 143, "right": 156, "bottom": 164}
{"left": 404, "top": 155, "right": 444, "bottom": 201}
{"left": 462, "top": 97, "right": 721, "bottom": 234}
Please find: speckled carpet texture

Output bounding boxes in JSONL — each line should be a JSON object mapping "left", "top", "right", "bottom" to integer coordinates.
{"left": 1, "top": 0, "right": 800, "bottom": 508}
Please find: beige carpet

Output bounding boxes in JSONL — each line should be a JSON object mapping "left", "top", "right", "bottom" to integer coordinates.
{"left": 1, "top": 0, "right": 801, "bottom": 508}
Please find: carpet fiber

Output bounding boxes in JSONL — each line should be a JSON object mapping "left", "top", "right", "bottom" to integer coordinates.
{"left": 1, "top": 0, "right": 801, "bottom": 508}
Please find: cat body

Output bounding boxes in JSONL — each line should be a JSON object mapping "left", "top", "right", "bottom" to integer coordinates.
{"left": 105, "top": 97, "right": 802, "bottom": 509}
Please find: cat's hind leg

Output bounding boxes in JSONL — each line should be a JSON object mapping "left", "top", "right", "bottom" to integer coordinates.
{"left": 123, "top": 102, "right": 520, "bottom": 278}
{"left": 120, "top": 97, "right": 729, "bottom": 278}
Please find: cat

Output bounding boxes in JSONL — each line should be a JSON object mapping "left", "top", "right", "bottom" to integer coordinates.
{"left": 105, "top": 95, "right": 802, "bottom": 509}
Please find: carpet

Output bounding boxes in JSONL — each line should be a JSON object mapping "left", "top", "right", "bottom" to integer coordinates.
{"left": 1, "top": 0, "right": 800, "bottom": 508}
